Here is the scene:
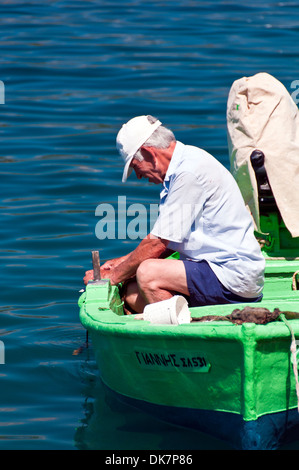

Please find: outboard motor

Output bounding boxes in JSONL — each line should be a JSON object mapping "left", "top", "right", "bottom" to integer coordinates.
{"left": 250, "top": 150, "right": 278, "bottom": 216}
{"left": 227, "top": 72, "right": 299, "bottom": 256}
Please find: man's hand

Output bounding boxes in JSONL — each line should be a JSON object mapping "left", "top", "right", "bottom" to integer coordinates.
{"left": 83, "top": 255, "right": 130, "bottom": 285}
{"left": 83, "top": 270, "right": 94, "bottom": 285}
{"left": 83, "top": 267, "right": 118, "bottom": 285}
{"left": 83, "top": 236, "right": 169, "bottom": 286}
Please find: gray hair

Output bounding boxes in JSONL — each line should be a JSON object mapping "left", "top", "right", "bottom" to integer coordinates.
{"left": 134, "top": 115, "right": 176, "bottom": 162}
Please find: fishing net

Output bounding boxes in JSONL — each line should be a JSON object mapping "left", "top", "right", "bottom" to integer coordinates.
{"left": 192, "top": 306, "right": 299, "bottom": 324}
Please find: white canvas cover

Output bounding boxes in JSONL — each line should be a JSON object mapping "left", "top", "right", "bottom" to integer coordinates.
{"left": 227, "top": 72, "right": 299, "bottom": 237}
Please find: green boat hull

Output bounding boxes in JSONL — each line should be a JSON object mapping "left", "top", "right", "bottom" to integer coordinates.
{"left": 78, "top": 256, "right": 299, "bottom": 449}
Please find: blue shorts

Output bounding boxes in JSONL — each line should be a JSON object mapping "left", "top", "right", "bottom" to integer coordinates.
{"left": 182, "top": 259, "right": 262, "bottom": 307}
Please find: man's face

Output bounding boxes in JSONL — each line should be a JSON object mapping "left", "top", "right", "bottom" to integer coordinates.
{"left": 130, "top": 151, "right": 164, "bottom": 184}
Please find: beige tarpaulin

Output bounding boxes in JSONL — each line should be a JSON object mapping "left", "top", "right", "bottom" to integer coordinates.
{"left": 227, "top": 72, "right": 299, "bottom": 238}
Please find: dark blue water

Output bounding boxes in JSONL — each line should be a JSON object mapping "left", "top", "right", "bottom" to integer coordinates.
{"left": 1, "top": 0, "right": 299, "bottom": 450}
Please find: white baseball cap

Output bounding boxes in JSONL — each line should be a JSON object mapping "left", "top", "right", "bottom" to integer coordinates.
{"left": 116, "top": 115, "right": 162, "bottom": 182}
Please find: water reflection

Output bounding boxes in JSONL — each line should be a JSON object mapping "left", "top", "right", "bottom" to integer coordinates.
{"left": 75, "top": 353, "right": 232, "bottom": 450}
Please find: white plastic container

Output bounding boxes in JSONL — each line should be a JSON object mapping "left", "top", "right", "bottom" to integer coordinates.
{"left": 143, "top": 295, "right": 191, "bottom": 325}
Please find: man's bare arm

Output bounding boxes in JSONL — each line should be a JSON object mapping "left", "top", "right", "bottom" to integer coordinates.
{"left": 109, "top": 234, "right": 169, "bottom": 285}
{"left": 83, "top": 235, "right": 171, "bottom": 285}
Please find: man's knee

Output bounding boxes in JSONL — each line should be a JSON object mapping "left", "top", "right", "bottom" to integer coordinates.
{"left": 136, "top": 259, "right": 157, "bottom": 289}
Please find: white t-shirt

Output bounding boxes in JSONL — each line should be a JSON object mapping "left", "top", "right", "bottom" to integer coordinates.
{"left": 151, "top": 141, "right": 265, "bottom": 298}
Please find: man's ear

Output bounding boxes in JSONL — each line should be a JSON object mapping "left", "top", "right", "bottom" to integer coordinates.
{"left": 140, "top": 146, "right": 157, "bottom": 164}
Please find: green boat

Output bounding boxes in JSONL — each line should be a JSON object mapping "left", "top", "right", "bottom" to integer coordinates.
{"left": 78, "top": 153, "right": 299, "bottom": 450}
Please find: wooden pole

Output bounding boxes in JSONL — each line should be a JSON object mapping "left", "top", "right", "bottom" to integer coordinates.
{"left": 92, "top": 251, "right": 101, "bottom": 281}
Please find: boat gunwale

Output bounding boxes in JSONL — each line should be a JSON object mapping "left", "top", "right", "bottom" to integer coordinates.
{"left": 79, "top": 297, "right": 299, "bottom": 341}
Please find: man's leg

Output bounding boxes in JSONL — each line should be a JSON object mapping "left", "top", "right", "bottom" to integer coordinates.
{"left": 123, "top": 259, "right": 189, "bottom": 313}
{"left": 122, "top": 279, "right": 147, "bottom": 314}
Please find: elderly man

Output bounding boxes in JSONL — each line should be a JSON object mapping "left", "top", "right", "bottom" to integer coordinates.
{"left": 84, "top": 115, "right": 265, "bottom": 313}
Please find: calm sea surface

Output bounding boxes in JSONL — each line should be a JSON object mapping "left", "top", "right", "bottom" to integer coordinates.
{"left": 1, "top": 0, "right": 299, "bottom": 450}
